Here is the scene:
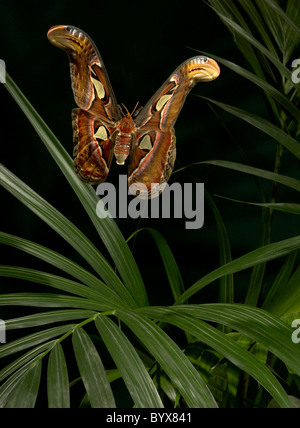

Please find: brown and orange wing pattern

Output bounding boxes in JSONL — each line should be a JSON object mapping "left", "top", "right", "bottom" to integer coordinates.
{"left": 47, "top": 25, "right": 121, "bottom": 184}
{"left": 129, "top": 56, "right": 220, "bottom": 198}
{"left": 72, "top": 109, "right": 116, "bottom": 184}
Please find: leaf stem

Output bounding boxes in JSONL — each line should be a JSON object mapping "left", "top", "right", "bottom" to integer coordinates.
{"left": 38, "top": 311, "right": 115, "bottom": 361}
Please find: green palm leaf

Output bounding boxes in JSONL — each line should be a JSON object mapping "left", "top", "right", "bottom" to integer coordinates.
{"left": 200, "top": 160, "right": 300, "bottom": 192}
{"left": 3, "top": 360, "right": 42, "bottom": 408}
{"left": 72, "top": 327, "right": 116, "bottom": 408}
{"left": 0, "top": 265, "right": 123, "bottom": 308}
{"left": 0, "top": 163, "right": 136, "bottom": 306}
{"left": 0, "top": 231, "right": 116, "bottom": 293}
{"left": 0, "top": 325, "right": 74, "bottom": 359}
{"left": 177, "top": 235, "right": 300, "bottom": 303}
{"left": 3, "top": 71, "right": 147, "bottom": 307}
{"left": 199, "top": 99, "right": 300, "bottom": 161}
{"left": 138, "top": 306, "right": 294, "bottom": 408}
{"left": 116, "top": 310, "right": 218, "bottom": 408}
{"left": 128, "top": 228, "right": 185, "bottom": 301}
{"left": 95, "top": 315, "right": 163, "bottom": 408}
{"left": 197, "top": 52, "right": 300, "bottom": 122}
{"left": 175, "top": 304, "right": 300, "bottom": 377}
{"left": 47, "top": 343, "right": 70, "bottom": 408}
{"left": 208, "top": 7, "right": 298, "bottom": 89}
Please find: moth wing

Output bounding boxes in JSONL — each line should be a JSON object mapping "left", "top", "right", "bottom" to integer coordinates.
{"left": 48, "top": 25, "right": 121, "bottom": 123}
{"left": 128, "top": 129, "right": 176, "bottom": 199}
{"left": 48, "top": 25, "right": 122, "bottom": 183}
{"left": 128, "top": 56, "right": 220, "bottom": 198}
{"left": 72, "top": 109, "right": 115, "bottom": 184}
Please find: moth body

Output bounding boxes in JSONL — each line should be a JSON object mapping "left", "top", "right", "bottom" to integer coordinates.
{"left": 114, "top": 116, "right": 136, "bottom": 165}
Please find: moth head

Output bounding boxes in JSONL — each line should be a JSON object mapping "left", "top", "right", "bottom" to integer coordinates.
{"left": 118, "top": 115, "right": 135, "bottom": 134}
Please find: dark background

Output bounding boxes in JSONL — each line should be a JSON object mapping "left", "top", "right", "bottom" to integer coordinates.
{"left": 0, "top": 0, "right": 299, "bottom": 311}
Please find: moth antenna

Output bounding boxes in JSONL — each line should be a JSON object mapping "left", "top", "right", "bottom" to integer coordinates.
{"left": 121, "top": 103, "right": 131, "bottom": 117}
{"left": 131, "top": 101, "right": 139, "bottom": 117}
{"left": 118, "top": 104, "right": 125, "bottom": 116}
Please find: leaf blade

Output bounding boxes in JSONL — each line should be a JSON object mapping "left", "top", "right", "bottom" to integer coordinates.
{"left": 0, "top": 231, "right": 113, "bottom": 293}
{"left": 138, "top": 306, "right": 294, "bottom": 408}
{"left": 116, "top": 309, "right": 218, "bottom": 408}
{"left": 177, "top": 235, "right": 300, "bottom": 303}
{"left": 0, "top": 265, "right": 124, "bottom": 309}
{"left": 0, "top": 163, "right": 135, "bottom": 307}
{"left": 95, "top": 315, "right": 163, "bottom": 408}
{"left": 199, "top": 99, "right": 300, "bottom": 161}
{"left": 72, "top": 327, "right": 116, "bottom": 408}
{"left": 175, "top": 303, "right": 300, "bottom": 378}
{"left": 5, "top": 360, "right": 42, "bottom": 408}
{"left": 198, "top": 52, "right": 300, "bottom": 122}
{"left": 0, "top": 325, "right": 75, "bottom": 359}
{"left": 201, "top": 160, "right": 300, "bottom": 192}
{"left": 47, "top": 343, "right": 70, "bottom": 408}
{"left": 129, "top": 228, "right": 185, "bottom": 301}
{"left": 3, "top": 71, "right": 147, "bottom": 307}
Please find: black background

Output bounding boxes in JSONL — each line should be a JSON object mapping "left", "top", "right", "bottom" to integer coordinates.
{"left": 0, "top": 0, "right": 299, "bottom": 313}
